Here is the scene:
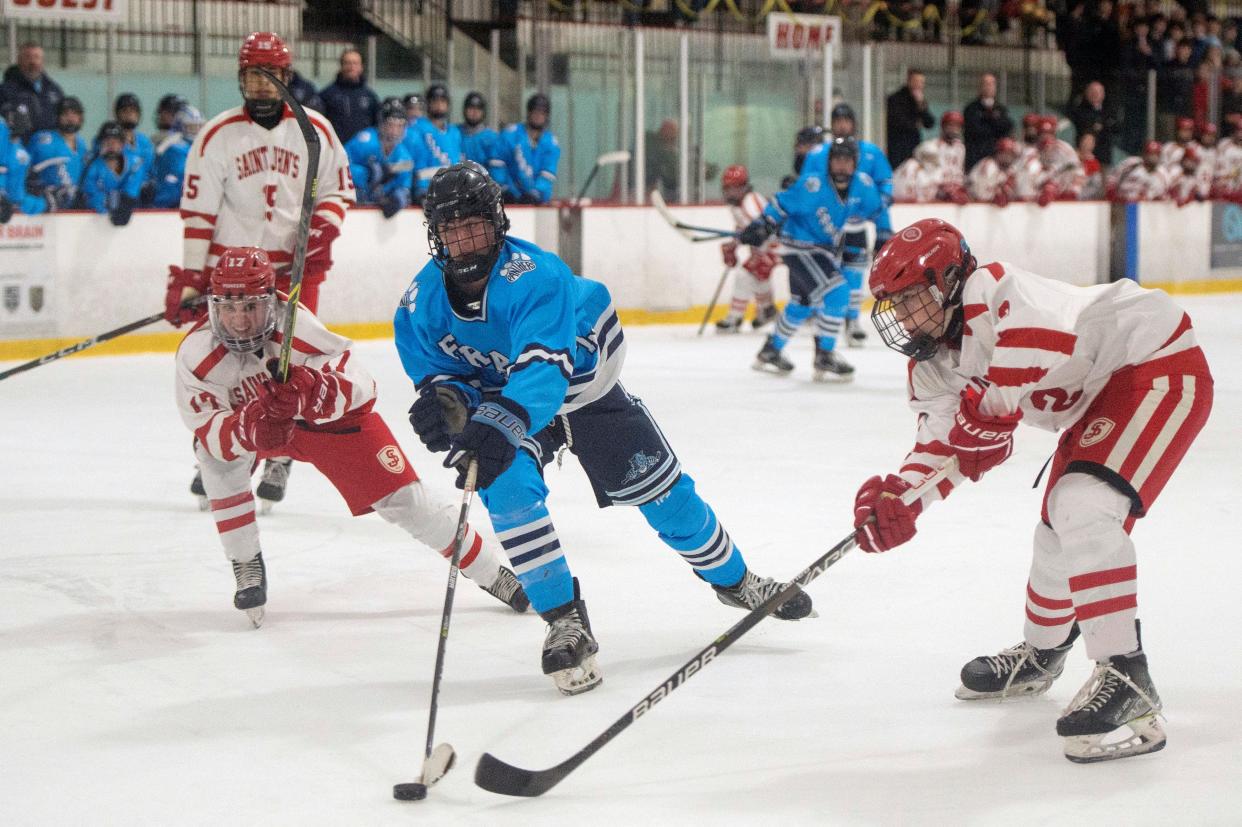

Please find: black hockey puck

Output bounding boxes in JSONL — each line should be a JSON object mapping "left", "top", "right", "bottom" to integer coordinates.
{"left": 393, "top": 782, "right": 427, "bottom": 801}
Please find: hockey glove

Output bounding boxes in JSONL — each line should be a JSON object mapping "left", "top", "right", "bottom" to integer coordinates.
{"left": 109, "top": 193, "right": 136, "bottom": 227}
{"left": 721, "top": 239, "right": 739, "bottom": 268}
{"left": 0, "top": 192, "right": 13, "bottom": 225}
{"left": 163, "top": 265, "right": 210, "bottom": 327}
{"left": 853, "top": 474, "right": 922, "bottom": 553}
{"left": 947, "top": 387, "right": 1021, "bottom": 482}
{"left": 265, "top": 360, "right": 334, "bottom": 421}
{"left": 1037, "top": 182, "right": 1057, "bottom": 208}
{"left": 305, "top": 215, "right": 341, "bottom": 275}
{"left": 519, "top": 191, "right": 542, "bottom": 205}
{"left": 445, "top": 397, "right": 529, "bottom": 489}
{"left": 743, "top": 250, "right": 778, "bottom": 280}
{"left": 379, "top": 191, "right": 406, "bottom": 219}
{"left": 409, "top": 384, "right": 471, "bottom": 453}
{"left": 236, "top": 397, "right": 296, "bottom": 452}
{"left": 739, "top": 215, "right": 778, "bottom": 247}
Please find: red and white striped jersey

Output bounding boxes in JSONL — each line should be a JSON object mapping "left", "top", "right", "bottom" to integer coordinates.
{"left": 175, "top": 301, "right": 377, "bottom": 462}
{"left": 1160, "top": 140, "right": 1192, "bottom": 168}
{"left": 1036, "top": 139, "right": 1085, "bottom": 197}
{"left": 1107, "top": 158, "right": 1169, "bottom": 201}
{"left": 893, "top": 158, "right": 940, "bottom": 203}
{"left": 1194, "top": 142, "right": 1218, "bottom": 178}
{"left": 915, "top": 137, "right": 965, "bottom": 186}
{"left": 966, "top": 157, "right": 1014, "bottom": 202}
{"left": 728, "top": 190, "right": 768, "bottom": 230}
{"left": 1212, "top": 138, "right": 1242, "bottom": 196}
{"left": 180, "top": 105, "right": 355, "bottom": 276}
{"left": 1165, "top": 162, "right": 1212, "bottom": 204}
{"left": 897, "top": 262, "right": 1195, "bottom": 506}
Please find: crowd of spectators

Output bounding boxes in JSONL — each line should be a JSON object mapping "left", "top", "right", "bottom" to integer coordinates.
{"left": 0, "top": 41, "right": 562, "bottom": 226}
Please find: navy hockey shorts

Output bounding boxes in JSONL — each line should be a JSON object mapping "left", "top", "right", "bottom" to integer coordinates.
{"left": 529, "top": 382, "right": 683, "bottom": 508}
{"left": 782, "top": 247, "right": 845, "bottom": 306}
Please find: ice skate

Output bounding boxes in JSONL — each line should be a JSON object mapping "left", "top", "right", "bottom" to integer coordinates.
{"left": 480, "top": 567, "right": 530, "bottom": 613}
{"left": 256, "top": 458, "right": 292, "bottom": 514}
{"left": 712, "top": 570, "right": 815, "bottom": 620}
{"left": 190, "top": 467, "right": 208, "bottom": 511}
{"left": 1056, "top": 623, "right": 1165, "bottom": 763}
{"left": 812, "top": 346, "right": 855, "bottom": 383}
{"left": 753, "top": 336, "right": 794, "bottom": 374}
{"left": 540, "top": 580, "right": 602, "bottom": 696}
{"left": 715, "top": 316, "right": 742, "bottom": 334}
{"left": 752, "top": 304, "right": 778, "bottom": 330}
{"left": 956, "top": 624, "right": 1079, "bottom": 700}
{"left": 845, "top": 317, "right": 868, "bottom": 348}
{"left": 231, "top": 552, "right": 267, "bottom": 628}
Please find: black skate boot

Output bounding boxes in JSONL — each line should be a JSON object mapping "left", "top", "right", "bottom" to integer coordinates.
{"left": 712, "top": 570, "right": 815, "bottom": 621}
{"left": 715, "top": 316, "right": 742, "bottom": 334}
{"left": 753, "top": 336, "right": 794, "bottom": 374}
{"left": 956, "top": 624, "right": 1079, "bottom": 700}
{"left": 540, "top": 579, "right": 602, "bottom": 696}
{"left": 1056, "top": 622, "right": 1165, "bottom": 763}
{"left": 812, "top": 346, "right": 855, "bottom": 383}
{"left": 190, "top": 467, "right": 208, "bottom": 511}
{"left": 752, "top": 304, "right": 778, "bottom": 330}
{"left": 256, "top": 459, "right": 292, "bottom": 514}
{"left": 231, "top": 552, "right": 267, "bottom": 628}
{"left": 845, "top": 317, "right": 868, "bottom": 348}
{"left": 481, "top": 567, "right": 530, "bottom": 613}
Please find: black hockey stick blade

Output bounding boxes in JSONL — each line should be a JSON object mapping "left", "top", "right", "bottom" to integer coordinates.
{"left": 475, "top": 752, "right": 557, "bottom": 797}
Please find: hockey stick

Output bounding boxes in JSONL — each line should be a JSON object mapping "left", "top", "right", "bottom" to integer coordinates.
{"left": 0, "top": 297, "right": 207, "bottom": 382}
{"left": 256, "top": 67, "right": 321, "bottom": 384}
{"left": 572, "top": 150, "right": 630, "bottom": 207}
{"left": 393, "top": 459, "right": 478, "bottom": 801}
{"left": 474, "top": 459, "right": 959, "bottom": 797}
{"left": 650, "top": 189, "right": 740, "bottom": 241}
{"left": 696, "top": 266, "right": 734, "bottom": 336}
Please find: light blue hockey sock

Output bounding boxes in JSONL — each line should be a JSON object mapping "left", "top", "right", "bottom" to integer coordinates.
{"left": 639, "top": 474, "right": 747, "bottom": 587}
{"left": 844, "top": 265, "right": 865, "bottom": 322}
{"left": 816, "top": 280, "right": 850, "bottom": 351}
{"left": 771, "top": 302, "right": 812, "bottom": 351}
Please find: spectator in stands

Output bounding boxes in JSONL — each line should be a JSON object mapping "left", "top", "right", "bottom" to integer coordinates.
{"left": 0, "top": 42, "right": 65, "bottom": 133}
{"left": 645, "top": 119, "right": 680, "bottom": 203}
{"left": 885, "top": 69, "right": 934, "bottom": 167}
{"left": 152, "top": 105, "right": 203, "bottom": 208}
{"left": 963, "top": 72, "right": 1014, "bottom": 170}
{"left": 1157, "top": 38, "right": 1198, "bottom": 139}
{"left": 28, "top": 96, "right": 87, "bottom": 210}
{"left": 0, "top": 101, "right": 45, "bottom": 219}
{"left": 1120, "top": 16, "right": 1160, "bottom": 154}
{"left": 289, "top": 70, "right": 323, "bottom": 114}
{"left": 1058, "top": 0, "right": 1122, "bottom": 103}
{"left": 459, "top": 91, "right": 500, "bottom": 170}
{"left": 1070, "top": 81, "right": 1118, "bottom": 167}
{"left": 320, "top": 48, "right": 380, "bottom": 144}
{"left": 152, "top": 94, "right": 187, "bottom": 147}
{"left": 81, "top": 121, "right": 143, "bottom": 226}
{"left": 492, "top": 93, "right": 560, "bottom": 204}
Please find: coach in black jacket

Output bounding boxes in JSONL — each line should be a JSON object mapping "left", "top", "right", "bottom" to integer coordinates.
{"left": 0, "top": 43, "right": 64, "bottom": 133}
{"left": 963, "top": 73, "right": 1014, "bottom": 171}
{"left": 319, "top": 48, "right": 380, "bottom": 143}
{"left": 886, "top": 69, "right": 935, "bottom": 167}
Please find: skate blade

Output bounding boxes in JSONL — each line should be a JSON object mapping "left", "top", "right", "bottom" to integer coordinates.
{"left": 551, "top": 655, "right": 603, "bottom": 696}
{"left": 752, "top": 361, "right": 793, "bottom": 375}
{"left": 420, "top": 742, "right": 458, "bottom": 787}
{"left": 244, "top": 606, "right": 265, "bottom": 628}
{"left": 258, "top": 498, "right": 276, "bottom": 516}
{"left": 954, "top": 679, "right": 1054, "bottom": 701}
{"left": 1063, "top": 714, "right": 1167, "bottom": 764}
{"left": 196, "top": 496, "right": 210, "bottom": 512}
{"left": 812, "top": 371, "right": 855, "bottom": 384}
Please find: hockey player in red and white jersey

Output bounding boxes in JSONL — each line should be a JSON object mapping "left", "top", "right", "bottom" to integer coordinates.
{"left": 1159, "top": 116, "right": 1196, "bottom": 167}
{"left": 176, "top": 247, "right": 528, "bottom": 626}
{"left": 1106, "top": 140, "right": 1169, "bottom": 202}
{"left": 967, "top": 137, "right": 1020, "bottom": 205}
{"left": 1211, "top": 117, "right": 1242, "bottom": 200}
{"left": 1194, "top": 122, "right": 1219, "bottom": 181}
{"left": 1166, "top": 145, "right": 1212, "bottom": 206}
{"left": 893, "top": 143, "right": 941, "bottom": 203}
{"left": 163, "top": 31, "right": 356, "bottom": 511}
{"left": 1034, "top": 116, "right": 1085, "bottom": 206}
{"left": 913, "top": 111, "right": 967, "bottom": 202}
{"left": 855, "top": 219, "right": 1212, "bottom": 763}
{"left": 1018, "top": 112, "right": 1042, "bottom": 167}
{"left": 715, "top": 164, "right": 779, "bottom": 332}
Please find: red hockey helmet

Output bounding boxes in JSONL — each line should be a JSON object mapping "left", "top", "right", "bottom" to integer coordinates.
{"left": 1200, "top": 122, "right": 1219, "bottom": 142}
{"left": 209, "top": 247, "right": 278, "bottom": 353}
{"left": 239, "top": 32, "right": 292, "bottom": 71}
{"left": 994, "top": 137, "right": 1018, "bottom": 159}
{"left": 869, "top": 219, "right": 977, "bottom": 361}
{"left": 1175, "top": 116, "right": 1195, "bottom": 136}
{"left": 1142, "top": 139, "right": 1162, "bottom": 158}
{"left": 721, "top": 164, "right": 749, "bottom": 189}
{"left": 1022, "top": 112, "right": 1042, "bottom": 128}
{"left": 941, "top": 110, "right": 964, "bottom": 128}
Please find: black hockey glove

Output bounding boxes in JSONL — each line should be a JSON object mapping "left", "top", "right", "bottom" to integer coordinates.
{"left": 519, "top": 190, "right": 542, "bottom": 205}
{"left": 739, "top": 215, "right": 778, "bottom": 247}
{"left": 408, "top": 384, "right": 470, "bottom": 453}
{"left": 873, "top": 229, "right": 892, "bottom": 256}
{"left": 109, "top": 193, "right": 137, "bottom": 227}
{"left": 379, "top": 191, "right": 404, "bottom": 219}
{"left": 444, "top": 397, "right": 529, "bottom": 490}
{"left": 0, "top": 193, "right": 13, "bottom": 225}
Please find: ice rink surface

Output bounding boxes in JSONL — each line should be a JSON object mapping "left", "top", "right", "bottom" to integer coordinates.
{"left": 2, "top": 295, "right": 1240, "bottom": 826}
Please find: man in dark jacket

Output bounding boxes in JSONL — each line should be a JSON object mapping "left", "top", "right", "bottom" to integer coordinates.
{"left": 885, "top": 69, "right": 934, "bottom": 167}
{"left": 1156, "top": 38, "right": 1197, "bottom": 140}
{"left": 289, "top": 70, "right": 323, "bottom": 114}
{"left": 963, "top": 73, "right": 1014, "bottom": 171}
{"left": 1069, "top": 81, "right": 1118, "bottom": 167}
{"left": 0, "top": 43, "right": 65, "bottom": 133}
{"left": 319, "top": 48, "right": 380, "bottom": 143}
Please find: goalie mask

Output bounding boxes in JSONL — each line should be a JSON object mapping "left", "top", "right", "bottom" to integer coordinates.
{"left": 869, "top": 219, "right": 976, "bottom": 362}
{"left": 209, "top": 247, "right": 278, "bottom": 353}
{"left": 424, "top": 161, "right": 510, "bottom": 286}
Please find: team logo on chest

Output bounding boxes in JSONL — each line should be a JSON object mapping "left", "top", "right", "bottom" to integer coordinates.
{"left": 1079, "top": 417, "right": 1116, "bottom": 448}
{"left": 234, "top": 145, "right": 302, "bottom": 181}
{"left": 500, "top": 252, "right": 536, "bottom": 283}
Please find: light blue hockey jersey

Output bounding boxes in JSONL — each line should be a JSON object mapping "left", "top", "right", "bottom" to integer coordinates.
{"left": 152, "top": 133, "right": 191, "bottom": 208}
{"left": 764, "top": 143, "right": 892, "bottom": 248}
{"left": 80, "top": 146, "right": 144, "bottom": 213}
{"left": 493, "top": 124, "right": 560, "bottom": 204}
{"left": 346, "top": 126, "right": 414, "bottom": 205}
{"left": 28, "top": 129, "right": 87, "bottom": 194}
{"left": 394, "top": 236, "right": 624, "bottom": 435}
{"left": 1, "top": 127, "right": 47, "bottom": 215}
{"left": 857, "top": 139, "right": 893, "bottom": 207}
{"left": 460, "top": 123, "right": 501, "bottom": 170}
{"left": 404, "top": 117, "right": 464, "bottom": 197}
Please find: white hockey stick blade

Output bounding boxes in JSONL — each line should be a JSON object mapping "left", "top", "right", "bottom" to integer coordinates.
{"left": 420, "top": 743, "right": 458, "bottom": 788}
{"left": 596, "top": 150, "right": 631, "bottom": 166}
{"left": 649, "top": 189, "right": 696, "bottom": 241}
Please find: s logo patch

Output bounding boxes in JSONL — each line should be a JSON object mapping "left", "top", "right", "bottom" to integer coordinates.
{"left": 378, "top": 445, "right": 407, "bottom": 474}
{"left": 1079, "top": 418, "right": 1116, "bottom": 448}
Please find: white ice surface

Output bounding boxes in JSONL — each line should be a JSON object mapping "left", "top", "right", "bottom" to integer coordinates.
{"left": 2, "top": 296, "right": 1240, "bottom": 826}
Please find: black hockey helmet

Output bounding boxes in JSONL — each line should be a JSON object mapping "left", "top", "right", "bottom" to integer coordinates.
{"left": 57, "top": 96, "right": 84, "bottom": 116}
{"left": 830, "top": 103, "right": 856, "bottom": 125}
{"left": 157, "top": 93, "right": 187, "bottom": 114}
{"left": 828, "top": 135, "right": 859, "bottom": 187}
{"left": 795, "top": 124, "right": 825, "bottom": 146}
{"left": 1, "top": 100, "right": 34, "bottom": 142}
{"left": 426, "top": 83, "right": 449, "bottom": 102}
{"left": 526, "top": 93, "right": 551, "bottom": 114}
{"left": 96, "top": 120, "right": 126, "bottom": 143}
{"left": 114, "top": 92, "right": 141, "bottom": 117}
{"left": 424, "top": 161, "right": 510, "bottom": 286}
{"left": 380, "top": 96, "right": 406, "bottom": 122}
{"left": 463, "top": 91, "right": 486, "bottom": 113}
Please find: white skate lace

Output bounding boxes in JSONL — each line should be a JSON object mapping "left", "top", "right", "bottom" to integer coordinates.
{"left": 546, "top": 610, "right": 589, "bottom": 652}
{"left": 727, "top": 572, "right": 781, "bottom": 608}
{"left": 487, "top": 569, "right": 520, "bottom": 601}
{"left": 232, "top": 556, "right": 264, "bottom": 590}
{"left": 1064, "top": 661, "right": 1163, "bottom": 718}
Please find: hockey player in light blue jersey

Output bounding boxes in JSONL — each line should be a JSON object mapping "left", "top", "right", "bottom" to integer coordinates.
{"left": 152, "top": 105, "right": 203, "bottom": 208}
{"left": 459, "top": 91, "right": 500, "bottom": 169}
{"left": 830, "top": 103, "right": 894, "bottom": 347}
{"left": 347, "top": 96, "right": 413, "bottom": 218}
{"left": 0, "top": 102, "right": 46, "bottom": 219}
{"left": 404, "top": 83, "right": 463, "bottom": 201}
{"left": 394, "top": 162, "right": 813, "bottom": 696}
{"left": 742, "top": 135, "right": 892, "bottom": 382}
{"left": 111, "top": 93, "right": 156, "bottom": 205}
{"left": 80, "top": 120, "right": 144, "bottom": 225}
{"left": 28, "top": 96, "right": 88, "bottom": 210}
{"left": 492, "top": 93, "right": 559, "bottom": 204}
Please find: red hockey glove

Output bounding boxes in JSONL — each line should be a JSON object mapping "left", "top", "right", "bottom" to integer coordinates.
{"left": 236, "top": 397, "right": 296, "bottom": 452}
{"left": 947, "top": 388, "right": 1021, "bottom": 482}
{"left": 721, "top": 239, "right": 739, "bottom": 268}
{"left": 743, "top": 250, "right": 778, "bottom": 280}
{"left": 993, "top": 189, "right": 1010, "bottom": 208}
{"left": 164, "top": 265, "right": 209, "bottom": 327}
{"left": 1037, "top": 183, "right": 1057, "bottom": 207}
{"left": 944, "top": 184, "right": 969, "bottom": 205}
{"left": 266, "top": 360, "right": 334, "bottom": 421}
{"left": 853, "top": 474, "right": 923, "bottom": 553}
{"left": 304, "top": 215, "right": 341, "bottom": 276}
